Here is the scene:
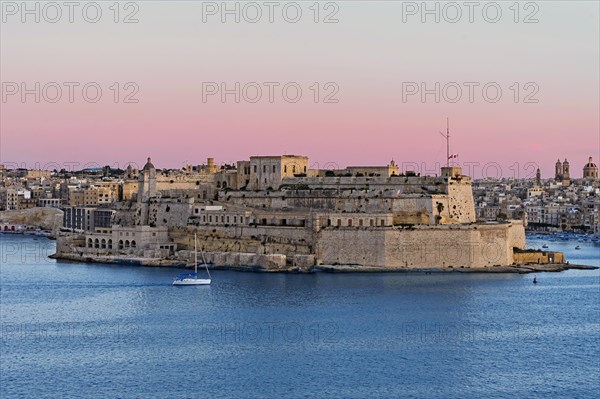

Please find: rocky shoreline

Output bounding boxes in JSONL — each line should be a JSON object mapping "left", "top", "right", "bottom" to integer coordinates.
{"left": 49, "top": 253, "right": 598, "bottom": 274}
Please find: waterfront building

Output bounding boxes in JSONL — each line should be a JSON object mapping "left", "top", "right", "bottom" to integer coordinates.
{"left": 54, "top": 156, "right": 527, "bottom": 270}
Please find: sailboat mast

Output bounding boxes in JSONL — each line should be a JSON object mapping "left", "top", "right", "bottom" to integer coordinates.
{"left": 194, "top": 233, "right": 198, "bottom": 275}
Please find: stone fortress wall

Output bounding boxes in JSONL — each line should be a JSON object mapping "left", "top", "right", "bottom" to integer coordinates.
{"left": 317, "top": 221, "right": 524, "bottom": 269}
{"left": 55, "top": 156, "right": 529, "bottom": 271}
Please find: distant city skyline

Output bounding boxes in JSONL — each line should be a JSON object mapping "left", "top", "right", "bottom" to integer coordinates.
{"left": 1, "top": 153, "right": 598, "bottom": 181}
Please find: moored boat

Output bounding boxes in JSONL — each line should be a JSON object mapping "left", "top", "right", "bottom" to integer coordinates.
{"left": 173, "top": 233, "right": 212, "bottom": 286}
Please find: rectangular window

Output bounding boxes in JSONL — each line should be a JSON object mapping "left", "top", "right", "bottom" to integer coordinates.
{"left": 273, "top": 165, "right": 276, "bottom": 173}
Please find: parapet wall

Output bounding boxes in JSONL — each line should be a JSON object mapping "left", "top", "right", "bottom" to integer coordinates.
{"left": 281, "top": 175, "right": 452, "bottom": 193}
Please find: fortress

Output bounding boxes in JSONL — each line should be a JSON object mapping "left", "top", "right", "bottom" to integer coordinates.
{"left": 55, "top": 155, "right": 532, "bottom": 271}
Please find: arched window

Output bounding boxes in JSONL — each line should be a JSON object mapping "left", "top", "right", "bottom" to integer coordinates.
{"left": 125, "top": 240, "right": 130, "bottom": 248}
{"left": 108, "top": 239, "right": 113, "bottom": 249}
{"left": 119, "top": 240, "right": 123, "bottom": 249}
{"left": 348, "top": 219, "right": 352, "bottom": 227}
{"left": 337, "top": 219, "right": 341, "bottom": 227}
{"left": 131, "top": 240, "right": 136, "bottom": 248}
{"left": 101, "top": 239, "right": 106, "bottom": 249}
{"left": 94, "top": 239, "right": 99, "bottom": 248}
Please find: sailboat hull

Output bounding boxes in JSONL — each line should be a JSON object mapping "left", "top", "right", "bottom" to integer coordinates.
{"left": 173, "top": 233, "right": 212, "bottom": 286}
{"left": 172, "top": 278, "right": 211, "bottom": 286}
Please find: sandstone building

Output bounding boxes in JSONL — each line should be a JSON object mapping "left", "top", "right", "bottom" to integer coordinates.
{"left": 55, "top": 155, "right": 528, "bottom": 271}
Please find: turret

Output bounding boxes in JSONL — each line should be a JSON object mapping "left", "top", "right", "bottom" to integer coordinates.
{"left": 137, "top": 157, "right": 157, "bottom": 225}
{"left": 207, "top": 157, "right": 217, "bottom": 174}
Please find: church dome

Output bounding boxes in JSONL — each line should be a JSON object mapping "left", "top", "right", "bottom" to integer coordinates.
{"left": 585, "top": 157, "right": 597, "bottom": 168}
{"left": 143, "top": 157, "right": 155, "bottom": 171}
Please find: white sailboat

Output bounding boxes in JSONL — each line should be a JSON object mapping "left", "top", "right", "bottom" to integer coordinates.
{"left": 173, "top": 233, "right": 211, "bottom": 286}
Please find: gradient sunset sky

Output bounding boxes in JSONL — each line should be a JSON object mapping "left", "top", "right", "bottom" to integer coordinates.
{"left": 1, "top": 1, "right": 598, "bottom": 178}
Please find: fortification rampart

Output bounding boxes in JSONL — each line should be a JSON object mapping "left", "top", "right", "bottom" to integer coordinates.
{"left": 316, "top": 221, "right": 525, "bottom": 268}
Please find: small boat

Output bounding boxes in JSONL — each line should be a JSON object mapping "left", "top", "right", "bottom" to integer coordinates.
{"left": 542, "top": 244, "right": 549, "bottom": 249}
{"left": 533, "top": 276, "right": 537, "bottom": 284}
{"left": 173, "top": 233, "right": 211, "bottom": 286}
{"left": 575, "top": 245, "right": 581, "bottom": 250}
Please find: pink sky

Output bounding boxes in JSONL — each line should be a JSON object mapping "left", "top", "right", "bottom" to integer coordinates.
{"left": 1, "top": 1, "right": 598, "bottom": 178}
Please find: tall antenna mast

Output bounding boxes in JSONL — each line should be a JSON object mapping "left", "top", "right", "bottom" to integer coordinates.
{"left": 446, "top": 117, "right": 450, "bottom": 167}
{"left": 438, "top": 117, "right": 451, "bottom": 167}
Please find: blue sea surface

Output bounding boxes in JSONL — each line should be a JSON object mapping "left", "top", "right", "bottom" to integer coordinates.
{"left": 1, "top": 234, "right": 599, "bottom": 399}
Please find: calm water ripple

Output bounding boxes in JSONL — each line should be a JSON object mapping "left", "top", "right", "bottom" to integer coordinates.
{"left": 1, "top": 234, "right": 599, "bottom": 398}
